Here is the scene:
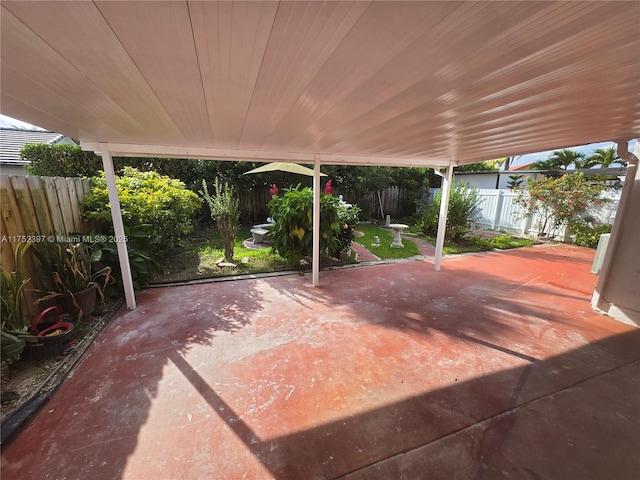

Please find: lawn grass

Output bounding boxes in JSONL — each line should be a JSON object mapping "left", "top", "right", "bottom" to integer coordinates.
{"left": 155, "top": 225, "right": 291, "bottom": 282}
{"left": 420, "top": 233, "right": 537, "bottom": 254}
{"left": 155, "top": 223, "right": 536, "bottom": 283}
{"left": 355, "top": 224, "right": 421, "bottom": 259}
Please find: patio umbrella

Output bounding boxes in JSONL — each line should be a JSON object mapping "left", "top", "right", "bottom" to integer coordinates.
{"left": 243, "top": 162, "right": 327, "bottom": 176}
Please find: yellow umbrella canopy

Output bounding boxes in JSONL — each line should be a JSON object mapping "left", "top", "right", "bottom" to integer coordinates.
{"left": 243, "top": 162, "right": 327, "bottom": 176}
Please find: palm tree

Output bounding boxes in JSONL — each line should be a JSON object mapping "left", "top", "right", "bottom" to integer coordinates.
{"left": 585, "top": 147, "right": 625, "bottom": 168}
{"left": 548, "top": 149, "right": 586, "bottom": 169}
{"left": 530, "top": 158, "right": 560, "bottom": 170}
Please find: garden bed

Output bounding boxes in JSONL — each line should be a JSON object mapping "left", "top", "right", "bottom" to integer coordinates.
{"left": 1, "top": 299, "right": 122, "bottom": 442}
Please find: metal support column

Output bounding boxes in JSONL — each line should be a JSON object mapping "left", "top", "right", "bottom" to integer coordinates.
{"left": 434, "top": 165, "right": 453, "bottom": 271}
{"left": 312, "top": 158, "right": 321, "bottom": 286}
{"left": 101, "top": 150, "right": 136, "bottom": 309}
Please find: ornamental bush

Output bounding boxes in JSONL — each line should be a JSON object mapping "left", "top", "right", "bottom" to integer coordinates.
{"left": 267, "top": 186, "right": 360, "bottom": 266}
{"left": 570, "top": 218, "right": 612, "bottom": 248}
{"left": 514, "top": 173, "right": 605, "bottom": 238}
{"left": 418, "top": 183, "right": 481, "bottom": 240}
{"left": 23, "top": 143, "right": 103, "bottom": 177}
{"left": 81, "top": 167, "right": 202, "bottom": 251}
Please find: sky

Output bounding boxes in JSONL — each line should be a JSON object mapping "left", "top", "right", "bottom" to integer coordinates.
{"left": 0, "top": 114, "right": 635, "bottom": 167}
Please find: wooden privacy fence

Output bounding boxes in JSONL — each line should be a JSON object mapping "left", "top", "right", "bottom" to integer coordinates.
{"left": 1, "top": 175, "right": 93, "bottom": 320}
{"left": 237, "top": 185, "right": 412, "bottom": 222}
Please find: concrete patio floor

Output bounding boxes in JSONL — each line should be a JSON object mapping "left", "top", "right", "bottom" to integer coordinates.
{"left": 2, "top": 244, "right": 639, "bottom": 479}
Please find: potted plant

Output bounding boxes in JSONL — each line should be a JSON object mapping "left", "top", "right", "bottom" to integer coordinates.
{"left": 32, "top": 240, "right": 112, "bottom": 320}
{"left": 1, "top": 243, "right": 38, "bottom": 364}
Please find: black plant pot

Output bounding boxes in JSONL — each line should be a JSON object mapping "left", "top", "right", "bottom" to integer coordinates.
{"left": 25, "top": 306, "right": 75, "bottom": 360}
{"left": 56, "top": 284, "right": 98, "bottom": 320}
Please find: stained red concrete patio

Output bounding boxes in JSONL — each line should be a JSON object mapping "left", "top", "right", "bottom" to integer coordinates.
{"left": 2, "top": 244, "right": 639, "bottom": 479}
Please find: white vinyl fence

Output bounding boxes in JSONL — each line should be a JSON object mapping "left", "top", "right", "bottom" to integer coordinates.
{"left": 427, "top": 188, "right": 621, "bottom": 239}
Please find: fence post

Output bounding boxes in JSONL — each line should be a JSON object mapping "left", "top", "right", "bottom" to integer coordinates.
{"left": 491, "top": 190, "right": 503, "bottom": 229}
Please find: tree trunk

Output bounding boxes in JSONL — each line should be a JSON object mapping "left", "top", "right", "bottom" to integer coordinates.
{"left": 217, "top": 217, "right": 236, "bottom": 262}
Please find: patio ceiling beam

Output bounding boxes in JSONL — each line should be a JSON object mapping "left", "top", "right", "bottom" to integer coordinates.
{"left": 80, "top": 142, "right": 450, "bottom": 169}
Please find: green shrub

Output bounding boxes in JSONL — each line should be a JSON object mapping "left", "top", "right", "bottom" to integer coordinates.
{"left": 514, "top": 173, "right": 605, "bottom": 238}
{"left": 418, "top": 183, "right": 481, "bottom": 240}
{"left": 468, "top": 235, "right": 536, "bottom": 250}
{"left": 89, "top": 225, "right": 163, "bottom": 292}
{"left": 267, "top": 186, "right": 360, "bottom": 265}
{"left": 81, "top": 167, "right": 202, "bottom": 251}
{"left": 24, "top": 143, "right": 103, "bottom": 177}
{"left": 335, "top": 201, "right": 361, "bottom": 255}
{"left": 570, "top": 220, "right": 612, "bottom": 248}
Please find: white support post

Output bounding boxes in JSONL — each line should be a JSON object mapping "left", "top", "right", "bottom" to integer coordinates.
{"left": 492, "top": 189, "right": 503, "bottom": 230}
{"left": 101, "top": 150, "right": 136, "bottom": 309}
{"left": 312, "top": 158, "right": 321, "bottom": 286}
{"left": 434, "top": 166, "right": 453, "bottom": 271}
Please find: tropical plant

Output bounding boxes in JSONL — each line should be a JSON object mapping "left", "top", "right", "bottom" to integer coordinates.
{"left": 89, "top": 225, "right": 162, "bottom": 292}
{"left": 1, "top": 325, "right": 37, "bottom": 365}
{"left": 507, "top": 175, "right": 524, "bottom": 189}
{"left": 570, "top": 216, "right": 612, "bottom": 248}
{"left": 514, "top": 173, "right": 606, "bottom": 238}
{"left": 201, "top": 178, "right": 241, "bottom": 262}
{"left": 418, "top": 183, "right": 481, "bottom": 240}
{"left": 1, "top": 243, "right": 39, "bottom": 364}
{"left": 455, "top": 159, "right": 504, "bottom": 172}
{"left": 31, "top": 241, "right": 112, "bottom": 318}
{"left": 0, "top": 242, "right": 32, "bottom": 331}
{"left": 335, "top": 200, "right": 361, "bottom": 255}
{"left": 531, "top": 149, "right": 585, "bottom": 170}
{"left": 81, "top": 167, "right": 202, "bottom": 251}
{"left": 267, "top": 186, "right": 360, "bottom": 265}
{"left": 585, "top": 147, "right": 625, "bottom": 168}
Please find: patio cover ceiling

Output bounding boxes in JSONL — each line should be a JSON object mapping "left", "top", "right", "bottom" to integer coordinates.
{"left": 1, "top": 1, "right": 639, "bottom": 167}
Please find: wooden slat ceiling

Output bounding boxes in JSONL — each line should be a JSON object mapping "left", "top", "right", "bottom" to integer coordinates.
{"left": 1, "top": 1, "right": 639, "bottom": 167}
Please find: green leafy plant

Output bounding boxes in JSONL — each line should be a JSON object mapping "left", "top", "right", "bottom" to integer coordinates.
{"left": 570, "top": 218, "right": 612, "bottom": 248}
{"left": 0, "top": 242, "right": 32, "bottom": 331}
{"left": 531, "top": 149, "right": 585, "bottom": 170}
{"left": 1, "top": 325, "right": 38, "bottom": 365}
{"left": 507, "top": 175, "right": 524, "bottom": 189}
{"left": 468, "top": 235, "right": 536, "bottom": 250}
{"left": 89, "top": 225, "right": 162, "bottom": 292}
{"left": 23, "top": 143, "right": 103, "bottom": 177}
{"left": 514, "top": 173, "right": 606, "bottom": 238}
{"left": 31, "top": 241, "right": 112, "bottom": 318}
{"left": 267, "top": 186, "right": 357, "bottom": 265}
{"left": 81, "top": 167, "right": 202, "bottom": 251}
{"left": 1, "top": 243, "right": 39, "bottom": 364}
{"left": 335, "top": 201, "right": 361, "bottom": 255}
{"left": 418, "top": 183, "right": 481, "bottom": 240}
{"left": 201, "top": 178, "right": 241, "bottom": 262}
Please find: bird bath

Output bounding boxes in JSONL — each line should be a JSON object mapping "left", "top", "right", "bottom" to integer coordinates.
{"left": 389, "top": 223, "right": 409, "bottom": 248}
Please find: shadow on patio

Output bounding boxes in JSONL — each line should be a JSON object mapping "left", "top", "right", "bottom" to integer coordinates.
{"left": 2, "top": 244, "right": 639, "bottom": 479}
